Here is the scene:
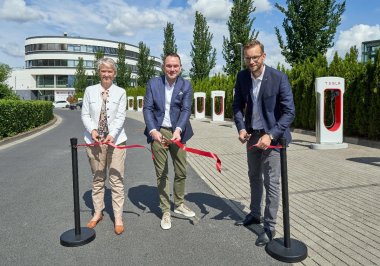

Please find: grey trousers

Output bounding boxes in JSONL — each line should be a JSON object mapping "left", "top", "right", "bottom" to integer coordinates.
{"left": 246, "top": 133, "right": 281, "bottom": 231}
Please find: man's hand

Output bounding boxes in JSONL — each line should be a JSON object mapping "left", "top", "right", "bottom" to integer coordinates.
{"left": 171, "top": 129, "right": 182, "bottom": 142}
{"left": 151, "top": 130, "right": 163, "bottom": 142}
{"left": 256, "top": 134, "right": 271, "bottom": 150}
{"left": 104, "top": 134, "right": 114, "bottom": 143}
{"left": 238, "top": 129, "right": 251, "bottom": 144}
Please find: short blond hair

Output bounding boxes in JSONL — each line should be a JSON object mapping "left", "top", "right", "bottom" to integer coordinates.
{"left": 244, "top": 39, "right": 264, "bottom": 53}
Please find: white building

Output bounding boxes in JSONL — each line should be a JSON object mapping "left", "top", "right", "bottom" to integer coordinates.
{"left": 6, "top": 34, "right": 161, "bottom": 101}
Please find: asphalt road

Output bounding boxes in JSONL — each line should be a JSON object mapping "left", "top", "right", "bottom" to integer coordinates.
{"left": 0, "top": 109, "right": 287, "bottom": 266}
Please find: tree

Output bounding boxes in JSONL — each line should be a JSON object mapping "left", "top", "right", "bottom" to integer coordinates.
{"left": 222, "top": 0, "right": 259, "bottom": 76}
{"left": 92, "top": 50, "right": 104, "bottom": 84}
{"left": 74, "top": 57, "right": 87, "bottom": 95}
{"left": 190, "top": 11, "right": 217, "bottom": 81}
{"left": 275, "top": 0, "right": 346, "bottom": 65}
{"left": 116, "top": 42, "right": 131, "bottom": 88}
{"left": 0, "top": 63, "right": 11, "bottom": 83}
{"left": 136, "top": 41, "right": 156, "bottom": 87}
{"left": 0, "top": 64, "right": 19, "bottom": 100}
{"left": 161, "top": 22, "right": 177, "bottom": 62}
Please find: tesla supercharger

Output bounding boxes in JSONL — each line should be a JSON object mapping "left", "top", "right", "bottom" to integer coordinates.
{"left": 127, "top": 96, "right": 134, "bottom": 111}
{"left": 311, "top": 77, "right": 348, "bottom": 149}
{"left": 211, "top": 90, "right": 225, "bottom": 122}
{"left": 137, "top": 96, "right": 144, "bottom": 112}
{"left": 194, "top": 92, "right": 206, "bottom": 119}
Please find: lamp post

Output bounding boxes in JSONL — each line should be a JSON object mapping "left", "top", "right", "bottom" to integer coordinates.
{"left": 235, "top": 42, "right": 244, "bottom": 71}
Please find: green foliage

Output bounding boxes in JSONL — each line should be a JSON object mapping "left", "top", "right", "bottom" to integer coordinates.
{"left": 161, "top": 22, "right": 177, "bottom": 62}
{"left": 116, "top": 43, "right": 131, "bottom": 88}
{"left": 0, "top": 63, "right": 11, "bottom": 83}
{"left": 275, "top": 0, "right": 346, "bottom": 66}
{"left": 0, "top": 100, "right": 53, "bottom": 139}
{"left": 74, "top": 57, "right": 87, "bottom": 94}
{"left": 136, "top": 42, "right": 156, "bottom": 87}
{"left": 190, "top": 11, "right": 217, "bottom": 81}
{"left": 0, "top": 83, "right": 19, "bottom": 100}
{"left": 92, "top": 50, "right": 104, "bottom": 84}
{"left": 223, "top": 0, "right": 259, "bottom": 76}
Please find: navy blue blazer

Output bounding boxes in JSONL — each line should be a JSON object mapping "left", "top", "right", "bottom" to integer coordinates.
{"left": 232, "top": 66, "right": 295, "bottom": 145}
{"left": 143, "top": 75, "right": 194, "bottom": 144}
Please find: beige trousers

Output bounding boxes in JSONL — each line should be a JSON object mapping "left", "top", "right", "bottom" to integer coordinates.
{"left": 86, "top": 143, "right": 126, "bottom": 219}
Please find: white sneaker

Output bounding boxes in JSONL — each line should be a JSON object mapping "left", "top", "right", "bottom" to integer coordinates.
{"left": 161, "top": 212, "right": 171, "bottom": 230}
{"left": 174, "top": 203, "right": 195, "bottom": 217}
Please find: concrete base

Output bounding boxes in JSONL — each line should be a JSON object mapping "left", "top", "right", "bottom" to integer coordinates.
{"left": 310, "top": 142, "right": 348, "bottom": 150}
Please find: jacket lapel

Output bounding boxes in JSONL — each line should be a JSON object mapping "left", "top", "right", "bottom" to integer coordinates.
{"left": 159, "top": 76, "right": 166, "bottom": 109}
{"left": 171, "top": 77, "right": 182, "bottom": 105}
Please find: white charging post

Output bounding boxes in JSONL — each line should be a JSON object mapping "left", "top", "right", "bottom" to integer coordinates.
{"left": 137, "top": 96, "right": 143, "bottom": 112}
{"left": 211, "top": 90, "right": 225, "bottom": 122}
{"left": 127, "top": 96, "right": 134, "bottom": 111}
{"left": 194, "top": 92, "right": 206, "bottom": 119}
{"left": 311, "top": 77, "right": 348, "bottom": 149}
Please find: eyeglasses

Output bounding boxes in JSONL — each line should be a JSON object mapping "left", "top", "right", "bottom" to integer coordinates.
{"left": 244, "top": 54, "right": 263, "bottom": 62}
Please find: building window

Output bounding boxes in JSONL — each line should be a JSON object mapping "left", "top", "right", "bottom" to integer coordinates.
{"left": 56, "top": 76, "right": 68, "bottom": 88}
{"left": 36, "top": 75, "right": 54, "bottom": 88}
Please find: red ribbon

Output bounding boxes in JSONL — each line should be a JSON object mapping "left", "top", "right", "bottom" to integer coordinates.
{"left": 170, "top": 139, "right": 222, "bottom": 173}
{"left": 247, "top": 143, "right": 283, "bottom": 150}
{"left": 76, "top": 142, "right": 146, "bottom": 150}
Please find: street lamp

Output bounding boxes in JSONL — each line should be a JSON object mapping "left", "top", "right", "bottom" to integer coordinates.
{"left": 235, "top": 42, "right": 244, "bottom": 71}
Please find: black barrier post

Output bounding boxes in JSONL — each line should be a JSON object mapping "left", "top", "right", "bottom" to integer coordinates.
{"left": 60, "top": 138, "right": 96, "bottom": 247}
{"left": 265, "top": 138, "right": 308, "bottom": 263}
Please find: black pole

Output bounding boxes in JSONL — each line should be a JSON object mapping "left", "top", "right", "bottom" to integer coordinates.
{"left": 60, "top": 138, "right": 96, "bottom": 247}
{"left": 265, "top": 138, "right": 308, "bottom": 263}
{"left": 71, "top": 138, "right": 81, "bottom": 235}
{"left": 280, "top": 137, "right": 291, "bottom": 248}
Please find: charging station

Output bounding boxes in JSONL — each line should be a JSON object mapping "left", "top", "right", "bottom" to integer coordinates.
{"left": 211, "top": 90, "right": 225, "bottom": 122}
{"left": 127, "top": 96, "right": 134, "bottom": 111}
{"left": 137, "top": 96, "right": 144, "bottom": 112}
{"left": 311, "top": 77, "right": 348, "bottom": 149}
{"left": 194, "top": 92, "right": 206, "bottom": 119}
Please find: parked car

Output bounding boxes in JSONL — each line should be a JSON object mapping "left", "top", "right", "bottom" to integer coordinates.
{"left": 69, "top": 101, "right": 83, "bottom": 110}
{"left": 53, "top": 100, "right": 69, "bottom": 108}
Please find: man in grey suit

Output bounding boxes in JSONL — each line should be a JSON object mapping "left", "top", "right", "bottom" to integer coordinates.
{"left": 143, "top": 53, "right": 195, "bottom": 230}
{"left": 232, "top": 40, "right": 295, "bottom": 246}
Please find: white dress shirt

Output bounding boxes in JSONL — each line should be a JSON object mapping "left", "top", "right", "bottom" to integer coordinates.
{"left": 251, "top": 66, "right": 266, "bottom": 130}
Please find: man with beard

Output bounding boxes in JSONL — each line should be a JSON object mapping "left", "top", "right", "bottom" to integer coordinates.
{"left": 232, "top": 40, "right": 295, "bottom": 246}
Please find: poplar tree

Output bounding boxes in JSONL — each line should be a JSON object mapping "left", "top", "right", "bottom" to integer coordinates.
{"left": 116, "top": 42, "right": 131, "bottom": 88}
{"left": 92, "top": 50, "right": 104, "bottom": 84}
{"left": 275, "top": 0, "right": 346, "bottom": 65}
{"left": 161, "top": 22, "right": 177, "bottom": 62}
{"left": 190, "top": 11, "right": 216, "bottom": 81}
{"left": 136, "top": 42, "right": 156, "bottom": 87}
{"left": 222, "top": 0, "right": 258, "bottom": 76}
{"left": 74, "top": 57, "right": 87, "bottom": 95}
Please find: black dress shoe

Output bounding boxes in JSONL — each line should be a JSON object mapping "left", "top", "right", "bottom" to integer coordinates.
{"left": 235, "top": 214, "right": 262, "bottom": 226}
{"left": 255, "top": 229, "right": 276, "bottom": 247}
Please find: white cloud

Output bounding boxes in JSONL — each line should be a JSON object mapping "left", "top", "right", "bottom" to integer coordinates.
{"left": 0, "top": 43, "right": 24, "bottom": 57}
{"left": 0, "top": 0, "right": 44, "bottom": 22}
{"left": 188, "top": 0, "right": 232, "bottom": 20}
{"left": 328, "top": 24, "right": 380, "bottom": 61}
{"left": 254, "top": 0, "right": 272, "bottom": 12}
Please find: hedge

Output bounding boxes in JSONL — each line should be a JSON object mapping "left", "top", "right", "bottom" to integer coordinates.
{"left": 0, "top": 100, "right": 54, "bottom": 139}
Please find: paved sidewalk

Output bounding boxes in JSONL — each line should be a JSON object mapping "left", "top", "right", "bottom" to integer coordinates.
{"left": 127, "top": 111, "right": 380, "bottom": 266}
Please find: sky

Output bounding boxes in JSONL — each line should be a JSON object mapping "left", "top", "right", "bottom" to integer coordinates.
{"left": 0, "top": 0, "right": 380, "bottom": 74}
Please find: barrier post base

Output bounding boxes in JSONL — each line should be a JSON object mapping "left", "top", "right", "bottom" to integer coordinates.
{"left": 265, "top": 238, "right": 308, "bottom": 263}
{"left": 60, "top": 227, "right": 96, "bottom": 247}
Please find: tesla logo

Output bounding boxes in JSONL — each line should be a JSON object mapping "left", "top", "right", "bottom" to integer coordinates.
{"left": 325, "top": 81, "right": 341, "bottom": 85}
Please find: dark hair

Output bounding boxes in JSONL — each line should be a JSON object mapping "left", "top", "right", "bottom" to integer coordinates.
{"left": 244, "top": 39, "right": 265, "bottom": 53}
{"left": 163, "top": 53, "right": 182, "bottom": 65}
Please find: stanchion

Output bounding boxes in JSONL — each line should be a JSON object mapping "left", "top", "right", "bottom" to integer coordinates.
{"left": 265, "top": 138, "right": 307, "bottom": 262}
{"left": 60, "top": 138, "right": 95, "bottom": 247}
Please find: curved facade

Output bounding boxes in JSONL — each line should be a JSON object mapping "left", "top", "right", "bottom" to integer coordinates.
{"left": 8, "top": 35, "right": 161, "bottom": 101}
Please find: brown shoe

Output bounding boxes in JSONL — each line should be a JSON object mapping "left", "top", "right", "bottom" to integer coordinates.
{"left": 114, "top": 224, "right": 124, "bottom": 235}
{"left": 86, "top": 215, "right": 103, "bottom": 229}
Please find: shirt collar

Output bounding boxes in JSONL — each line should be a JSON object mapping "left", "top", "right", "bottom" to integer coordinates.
{"left": 165, "top": 77, "right": 176, "bottom": 88}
